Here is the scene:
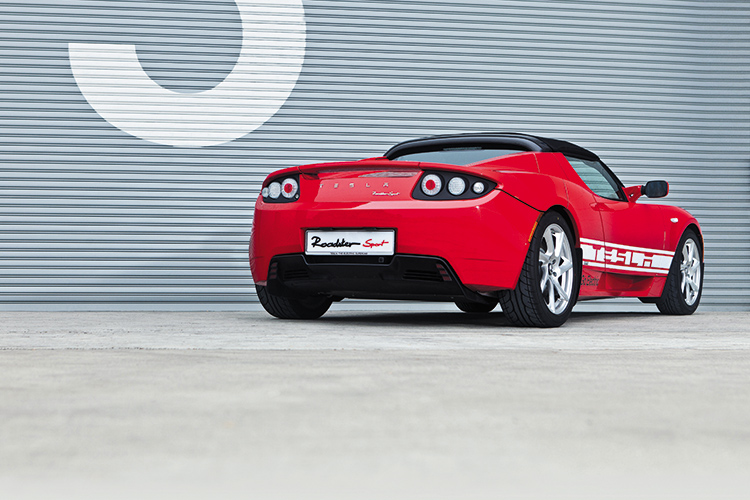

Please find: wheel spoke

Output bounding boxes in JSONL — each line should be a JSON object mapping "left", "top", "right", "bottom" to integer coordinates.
{"left": 559, "top": 260, "right": 573, "bottom": 273}
{"left": 554, "top": 231, "right": 564, "bottom": 259}
{"left": 552, "top": 278, "right": 570, "bottom": 302}
{"left": 539, "top": 251, "right": 550, "bottom": 265}
{"left": 548, "top": 278, "right": 555, "bottom": 307}
{"left": 540, "top": 267, "right": 549, "bottom": 291}
{"left": 544, "top": 231, "right": 554, "bottom": 256}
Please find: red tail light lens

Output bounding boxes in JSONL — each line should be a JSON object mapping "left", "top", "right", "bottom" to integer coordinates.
{"left": 421, "top": 174, "right": 442, "bottom": 196}
{"left": 281, "top": 178, "right": 299, "bottom": 199}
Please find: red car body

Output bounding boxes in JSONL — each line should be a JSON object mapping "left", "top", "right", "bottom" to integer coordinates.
{"left": 250, "top": 133, "right": 703, "bottom": 326}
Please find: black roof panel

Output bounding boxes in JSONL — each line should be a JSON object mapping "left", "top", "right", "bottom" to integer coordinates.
{"left": 385, "top": 132, "right": 600, "bottom": 162}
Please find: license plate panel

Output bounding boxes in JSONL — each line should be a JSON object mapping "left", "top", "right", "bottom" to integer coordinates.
{"left": 305, "top": 229, "right": 396, "bottom": 256}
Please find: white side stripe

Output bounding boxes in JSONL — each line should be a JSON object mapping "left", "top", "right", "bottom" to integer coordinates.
{"left": 581, "top": 238, "right": 673, "bottom": 275}
{"left": 580, "top": 238, "right": 674, "bottom": 256}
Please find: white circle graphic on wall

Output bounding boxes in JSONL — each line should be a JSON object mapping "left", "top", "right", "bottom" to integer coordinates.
{"left": 68, "top": 0, "right": 306, "bottom": 148}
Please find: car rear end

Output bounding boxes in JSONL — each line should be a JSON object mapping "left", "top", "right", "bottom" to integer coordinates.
{"left": 250, "top": 157, "right": 541, "bottom": 303}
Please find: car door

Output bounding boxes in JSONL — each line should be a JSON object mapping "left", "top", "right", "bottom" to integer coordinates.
{"left": 565, "top": 156, "right": 672, "bottom": 280}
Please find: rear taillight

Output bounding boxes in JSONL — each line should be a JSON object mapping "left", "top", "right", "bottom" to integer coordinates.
{"left": 281, "top": 178, "right": 298, "bottom": 199}
{"left": 447, "top": 177, "right": 466, "bottom": 196}
{"left": 421, "top": 174, "right": 442, "bottom": 196}
{"left": 262, "top": 175, "right": 300, "bottom": 203}
{"left": 413, "top": 172, "right": 495, "bottom": 201}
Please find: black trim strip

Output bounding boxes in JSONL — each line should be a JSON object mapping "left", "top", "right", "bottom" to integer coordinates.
{"left": 385, "top": 132, "right": 600, "bottom": 163}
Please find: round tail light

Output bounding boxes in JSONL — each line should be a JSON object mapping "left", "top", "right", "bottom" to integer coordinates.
{"left": 268, "top": 182, "right": 282, "bottom": 199}
{"left": 281, "top": 178, "right": 299, "bottom": 199}
{"left": 448, "top": 177, "right": 466, "bottom": 196}
{"left": 421, "top": 174, "right": 442, "bottom": 196}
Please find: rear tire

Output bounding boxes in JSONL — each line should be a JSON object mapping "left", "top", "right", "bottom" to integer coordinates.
{"left": 499, "top": 212, "right": 580, "bottom": 328}
{"left": 655, "top": 229, "right": 703, "bottom": 315}
{"left": 455, "top": 299, "right": 498, "bottom": 313}
{"left": 256, "top": 285, "right": 332, "bottom": 320}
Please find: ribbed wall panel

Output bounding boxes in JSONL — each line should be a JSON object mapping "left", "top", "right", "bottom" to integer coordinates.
{"left": 0, "top": 0, "right": 748, "bottom": 309}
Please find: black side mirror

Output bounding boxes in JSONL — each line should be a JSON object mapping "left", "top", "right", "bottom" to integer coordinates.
{"left": 643, "top": 180, "right": 669, "bottom": 198}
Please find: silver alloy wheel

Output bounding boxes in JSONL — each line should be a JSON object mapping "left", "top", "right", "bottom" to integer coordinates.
{"left": 680, "top": 238, "right": 701, "bottom": 306}
{"left": 538, "top": 224, "right": 574, "bottom": 314}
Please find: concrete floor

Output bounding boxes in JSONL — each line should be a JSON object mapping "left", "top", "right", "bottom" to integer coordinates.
{"left": 1, "top": 310, "right": 749, "bottom": 499}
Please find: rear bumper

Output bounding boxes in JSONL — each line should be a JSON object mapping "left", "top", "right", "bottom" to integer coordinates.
{"left": 266, "top": 254, "right": 495, "bottom": 302}
{"left": 250, "top": 189, "right": 541, "bottom": 292}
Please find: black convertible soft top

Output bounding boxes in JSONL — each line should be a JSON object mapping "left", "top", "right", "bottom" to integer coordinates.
{"left": 385, "top": 132, "right": 600, "bottom": 162}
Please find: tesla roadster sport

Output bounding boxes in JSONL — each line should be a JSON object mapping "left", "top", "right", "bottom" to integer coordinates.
{"left": 250, "top": 133, "right": 703, "bottom": 327}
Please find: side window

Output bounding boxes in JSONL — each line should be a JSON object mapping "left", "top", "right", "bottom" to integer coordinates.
{"left": 565, "top": 156, "right": 623, "bottom": 201}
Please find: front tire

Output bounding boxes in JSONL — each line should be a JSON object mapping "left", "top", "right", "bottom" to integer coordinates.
{"left": 655, "top": 229, "right": 703, "bottom": 315}
{"left": 499, "top": 212, "right": 580, "bottom": 328}
{"left": 256, "top": 285, "right": 332, "bottom": 319}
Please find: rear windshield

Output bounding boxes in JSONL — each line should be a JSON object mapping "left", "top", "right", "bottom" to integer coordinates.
{"left": 391, "top": 147, "right": 522, "bottom": 165}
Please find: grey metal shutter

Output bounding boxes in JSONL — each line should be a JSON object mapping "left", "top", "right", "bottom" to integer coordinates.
{"left": 1, "top": 0, "right": 748, "bottom": 310}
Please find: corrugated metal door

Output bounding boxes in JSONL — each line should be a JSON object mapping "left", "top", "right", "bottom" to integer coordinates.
{"left": 1, "top": 0, "right": 748, "bottom": 310}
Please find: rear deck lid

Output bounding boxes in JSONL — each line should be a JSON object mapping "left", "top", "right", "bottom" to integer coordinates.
{"left": 298, "top": 159, "right": 422, "bottom": 202}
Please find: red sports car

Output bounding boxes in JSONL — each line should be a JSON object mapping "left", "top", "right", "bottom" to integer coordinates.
{"left": 250, "top": 133, "right": 703, "bottom": 327}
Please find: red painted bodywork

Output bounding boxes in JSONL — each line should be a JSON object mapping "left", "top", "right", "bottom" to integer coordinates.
{"left": 250, "top": 152, "right": 701, "bottom": 299}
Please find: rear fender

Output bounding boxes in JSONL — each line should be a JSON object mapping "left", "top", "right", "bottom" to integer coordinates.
{"left": 486, "top": 153, "right": 569, "bottom": 212}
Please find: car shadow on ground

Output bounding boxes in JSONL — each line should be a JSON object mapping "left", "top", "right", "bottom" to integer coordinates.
{"left": 316, "top": 310, "right": 661, "bottom": 328}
